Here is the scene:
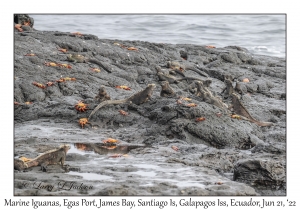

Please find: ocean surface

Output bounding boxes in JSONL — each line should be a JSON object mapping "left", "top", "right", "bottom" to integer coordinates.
{"left": 31, "top": 15, "right": 286, "bottom": 58}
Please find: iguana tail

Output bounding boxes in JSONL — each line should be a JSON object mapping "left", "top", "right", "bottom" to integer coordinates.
{"left": 239, "top": 115, "right": 273, "bottom": 127}
{"left": 253, "top": 120, "right": 274, "bottom": 127}
{"left": 177, "top": 77, "right": 204, "bottom": 82}
{"left": 25, "top": 160, "right": 39, "bottom": 168}
{"left": 88, "top": 59, "right": 112, "bottom": 73}
{"left": 189, "top": 67, "right": 209, "bottom": 77}
{"left": 88, "top": 99, "right": 127, "bottom": 120}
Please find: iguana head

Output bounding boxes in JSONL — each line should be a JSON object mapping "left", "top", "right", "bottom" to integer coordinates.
{"left": 224, "top": 74, "right": 233, "bottom": 81}
{"left": 66, "top": 54, "right": 76, "bottom": 62}
{"left": 60, "top": 144, "right": 71, "bottom": 153}
{"left": 160, "top": 81, "right": 169, "bottom": 87}
{"left": 195, "top": 80, "right": 203, "bottom": 87}
{"left": 166, "top": 61, "right": 171, "bottom": 68}
{"left": 155, "top": 65, "right": 162, "bottom": 73}
{"left": 203, "top": 79, "right": 212, "bottom": 87}
{"left": 67, "top": 54, "right": 84, "bottom": 62}
{"left": 148, "top": 83, "right": 156, "bottom": 89}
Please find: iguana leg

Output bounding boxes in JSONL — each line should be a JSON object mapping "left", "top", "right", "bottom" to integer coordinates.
{"left": 128, "top": 101, "right": 139, "bottom": 110}
{"left": 221, "top": 86, "right": 226, "bottom": 94}
{"left": 61, "top": 156, "right": 65, "bottom": 166}
{"left": 41, "top": 161, "right": 50, "bottom": 172}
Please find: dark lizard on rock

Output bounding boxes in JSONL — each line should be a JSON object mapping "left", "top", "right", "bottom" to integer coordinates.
{"left": 155, "top": 65, "right": 185, "bottom": 77}
{"left": 183, "top": 79, "right": 212, "bottom": 94}
{"left": 166, "top": 61, "right": 209, "bottom": 78}
{"left": 157, "top": 72, "right": 208, "bottom": 84}
{"left": 14, "top": 144, "right": 70, "bottom": 171}
{"left": 195, "top": 81, "right": 228, "bottom": 110}
{"left": 221, "top": 74, "right": 246, "bottom": 98}
{"left": 88, "top": 84, "right": 156, "bottom": 120}
{"left": 67, "top": 54, "right": 112, "bottom": 73}
{"left": 221, "top": 75, "right": 235, "bottom": 99}
{"left": 160, "top": 81, "right": 176, "bottom": 97}
{"left": 235, "top": 81, "right": 247, "bottom": 95}
{"left": 231, "top": 93, "right": 273, "bottom": 127}
{"left": 94, "top": 85, "right": 111, "bottom": 102}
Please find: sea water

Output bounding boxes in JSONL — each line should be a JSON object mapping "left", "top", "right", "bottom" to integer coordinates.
{"left": 31, "top": 14, "right": 285, "bottom": 58}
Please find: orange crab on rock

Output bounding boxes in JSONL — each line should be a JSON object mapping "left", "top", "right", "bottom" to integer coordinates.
{"left": 32, "top": 82, "right": 46, "bottom": 89}
{"left": 181, "top": 97, "right": 192, "bottom": 101}
{"left": 127, "top": 47, "right": 138, "bottom": 51}
{"left": 58, "top": 48, "right": 68, "bottom": 53}
{"left": 78, "top": 118, "right": 89, "bottom": 129}
{"left": 171, "top": 145, "right": 179, "bottom": 152}
{"left": 108, "top": 154, "right": 123, "bottom": 158}
{"left": 195, "top": 117, "right": 206, "bottom": 122}
{"left": 46, "top": 81, "right": 55, "bottom": 87}
{"left": 44, "top": 62, "right": 58, "bottom": 67}
{"left": 216, "top": 112, "right": 222, "bottom": 117}
{"left": 186, "top": 103, "right": 197, "bottom": 107}
{"left": 243, "top": 78, "right": 250, "bottom": 83}
{"left": 231, "top": 114, "right": 241, "bottom": 120}
{"left": 206, "top": 45, "right": 216, "bottom": 48}
{"left": 119, "top": 110, "right": 129, "bottom": 116}
{"left": 24, "top": 53, "right": 36, "bottom": 56}
{"left": 101, "top": 145, "right": 117, "bottom": 150}
{"left": 64, "top": 77, "right": 76, "bottom": 81}
{"left": 58, "top": 63, "right": 72, "bottom": 69}
{"left": 72, "top": 32, "right": 83, "bottom": 36}
{"left": 116, "top": 85, "right": 131, "bottom": 90}
{"left": 215, "top": 181, "right": 223, "bottom": 185}
{"left": 75, "top": 101, "right": 88, "bottom": 112}
{"left": 176, "top": 99, "right": 183, "bottom": 105}
{"left": 90, "top": 68, "right": 101, "bottom": 73}
{"left": 56, "top": 78, "right": 65, "bottom": 83}
{"left": 102, "top": 138, "right": 119, "bottom": 144}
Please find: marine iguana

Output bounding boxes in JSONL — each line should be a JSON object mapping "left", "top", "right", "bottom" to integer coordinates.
{"left": 221, "top": 75, "right": 235, "bottom": 99}
{"left": 160, "top": 81, "right": 176, "bottom": 97}
{"left": 157, "top": 72, "right": 209, "bottom": 84}
{"left": 231, "top": 93, "right": 273, "bottom": 127}
{"left": 180, "top": 50, "right": 188, "bottom": 60}
{"left": 88, "top": 84, "right": 156, "bottom": 120}
{"left": 221, "top": 74, "right": 246, "bottom": 98}
{"left": 14, "top": 144, "right": 71, "bottom": 171}
{"left": 155, "top": 65, "right": 185, "bottom": 77}
{"left": 94, "top": 85, "right": 111, "bottom": 102}
{"left": 195, "top": 81, "right": 228, "bottom": 110}
{"left": 67, "top": 54, "right": 112, "bottom": 73}
{"left": 234, "top": 81, "right": 247, "bottom": 95}
{"left": 183, "top": 79, "right": 212, "bottom": 94}
{"left": 166, "top": 61, "right": 209, "bottom": 78}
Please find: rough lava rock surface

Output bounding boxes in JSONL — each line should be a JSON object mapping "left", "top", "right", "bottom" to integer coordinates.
{"left": 14, "top": 16, "right": 286, "bottom": 196}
